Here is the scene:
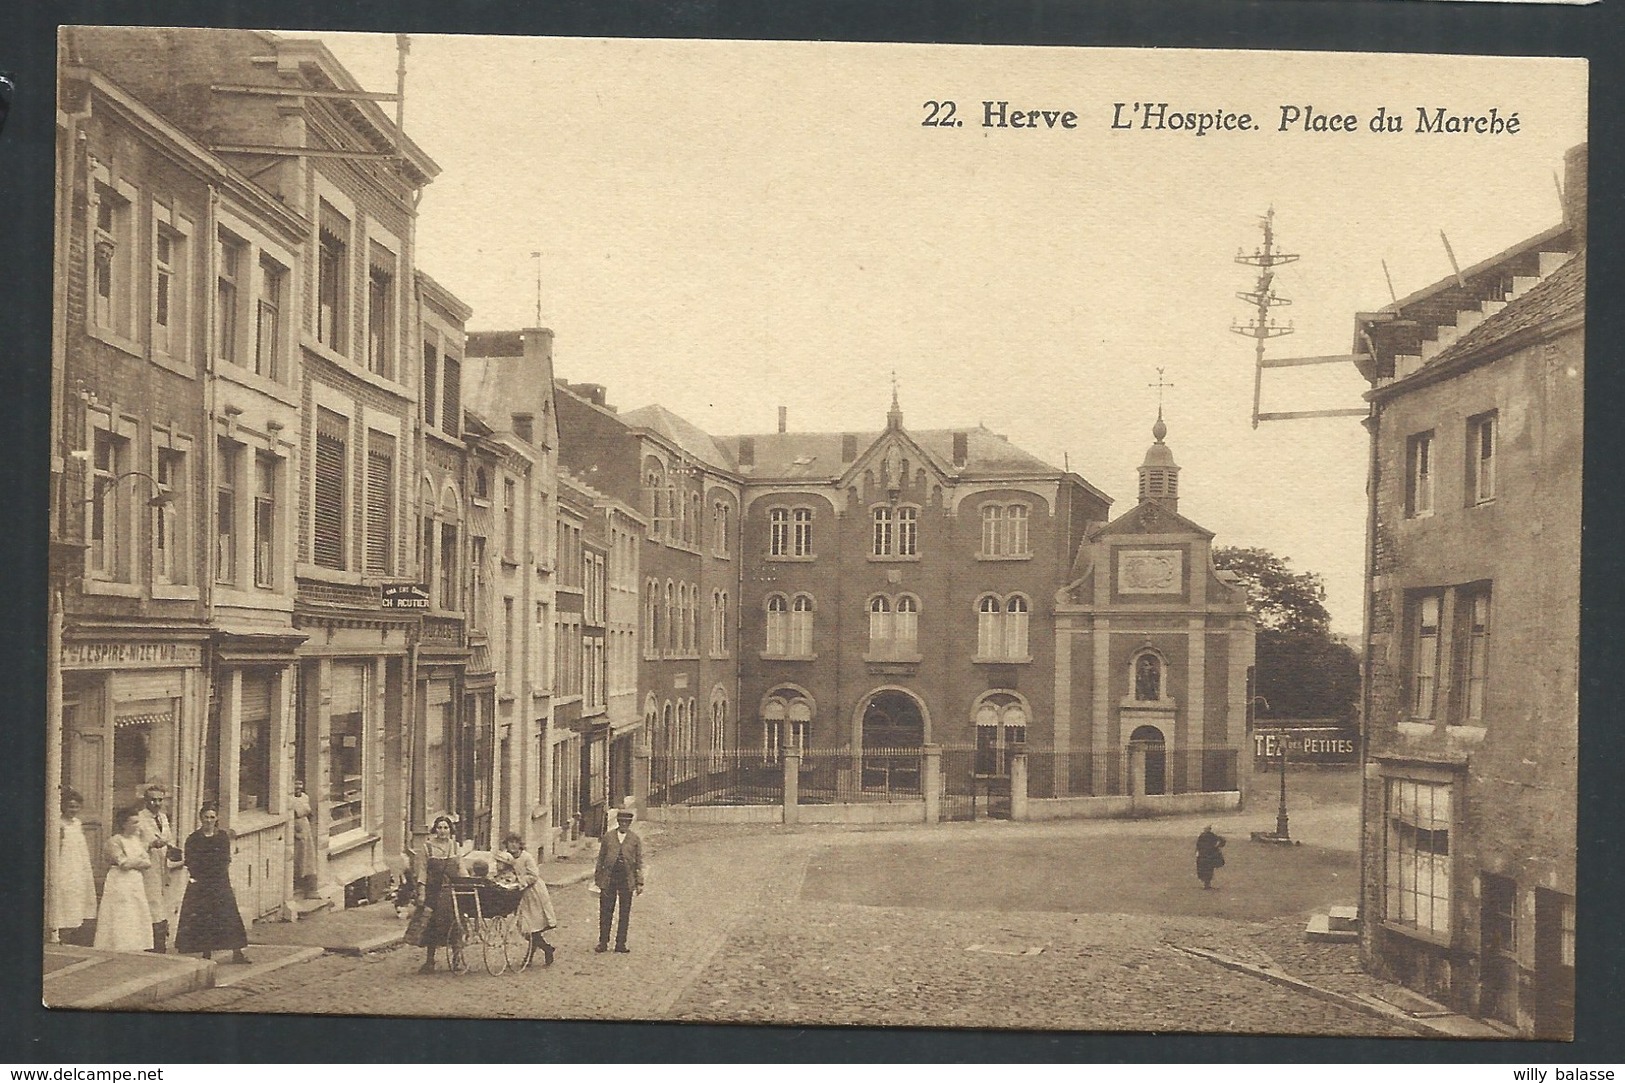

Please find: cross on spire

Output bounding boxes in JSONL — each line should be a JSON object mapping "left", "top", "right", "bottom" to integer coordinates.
{"left": 887, "top": 370, "right": 904, "bottom": 430}
{"left": 1148, "top": 368, "right": 1174, "bottom": 414}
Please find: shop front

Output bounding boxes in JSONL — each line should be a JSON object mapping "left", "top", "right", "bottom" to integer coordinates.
{"left": 293, "top": 616, "right": 411, "bottom": 908}
{"left": 60, "top": 634, "right": 208, "bottom": 898}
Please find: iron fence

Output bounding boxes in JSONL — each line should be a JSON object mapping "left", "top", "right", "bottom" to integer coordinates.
{"left": 798, "top": 747, "right": 922, "bottom": 804}
{"left": 646, "top": 750, "right": 783, "bottom": 808}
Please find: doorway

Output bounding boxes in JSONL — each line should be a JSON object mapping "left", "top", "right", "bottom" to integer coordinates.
{"left": 860, "top": 689, "right": 924, "bottom": 792}
{"left": 1534, "top": 889, "right": 1575, "bottom": 1039}
{"left": 1129, "top": 724, "right": 1166, "bottom": 796}
{"left": 1479, "top": 872, "right": 1519, "bottom": 1025}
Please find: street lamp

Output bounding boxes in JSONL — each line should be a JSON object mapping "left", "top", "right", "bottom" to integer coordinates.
{"left": 1250, "top": 695, "right": 1296, "bottom": 845}
{"left": 45, "top": 469, "right": 173, "bottom": 939}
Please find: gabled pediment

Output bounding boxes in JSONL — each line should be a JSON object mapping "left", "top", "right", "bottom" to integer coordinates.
{"left": 1090, "top": 500, "right": 1214, "bottom": 540}
{"left": 839, "top": 428, "right": 951, "bottom": 491}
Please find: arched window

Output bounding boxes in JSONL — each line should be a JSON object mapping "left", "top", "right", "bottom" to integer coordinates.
{"left": 977, "top": 594, "right": 1002, "bottom": 657}
{"left": 645, "top": 578, "right": 658, "bottom": 658}
{"left": 868, "top": 595, "right": 892, "bottom": 647}
{"left": 685, "top": 582, "right": 699, "bottom": 654}
{"left": 1135, "top": 652, "right": 1164, "bottom": 702}
{"left": 765, "top": 594, "right": 789, "bottom": 655}
{"left": 645, "top": 467, "right": 666, "bottom": 534}
{"left": 762, "top": 691, "right": 812, "bottom": 762}
{"left": 791, "top": 594, "right": 814, "bottom": 656}
{"left": 1005, "top": 595, "right": 1030, "bottom": 658}
{"left": 713, "top": 500, "right": 730, "bottom": 556}
{"left": 769, "top": 508, "right": 789, "bottom": 557}
{"left": 689, "top": 493, "right": 702, "bottom": 547}
{"left": 981, "top": 505, "right": 1004, "bottom": 555}
{"left": 895, "top": 594, "right": 918, "bottom": 650}
{"left": 980, "top": 501, "right": 1032, "bottom": 556}
{"left": 709, "top": 690, "right": 728, "bottom": 770}
{"left": 664, "top": 580, "right": 676, "bottom": 654}
{"left": 974, "top": 692, "right": 1029, "bottom": 776}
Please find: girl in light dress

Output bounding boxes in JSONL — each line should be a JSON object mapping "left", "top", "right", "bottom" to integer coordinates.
{"left": 52, "top": 789, "right": 98, "bottom": 945}
{"left": 93, "top": 808, "right": 154, "bottom": 952}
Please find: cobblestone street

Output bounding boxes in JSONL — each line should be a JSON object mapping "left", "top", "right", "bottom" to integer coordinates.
{"left": 154, "top": 786, "right": 1409, "bottom": 1037}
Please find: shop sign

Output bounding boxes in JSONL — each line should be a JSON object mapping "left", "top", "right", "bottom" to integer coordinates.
{"left": 382, "top": 583, "right": 431, "bottom": 609}
{"left": 1253, "top": 724, "right": 1358, "bottom": 765}
{"left": 63, "top": 641, "right": 203, "bottom": 668}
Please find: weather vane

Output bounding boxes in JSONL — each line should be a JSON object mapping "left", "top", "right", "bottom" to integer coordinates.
{"left": 1148, "top": 367, "right": 1174, "bottom": 413}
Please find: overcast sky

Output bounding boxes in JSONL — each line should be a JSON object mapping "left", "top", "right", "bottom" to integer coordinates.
{"left": 316, "top": 34, "right": 1585, "bottom": 633}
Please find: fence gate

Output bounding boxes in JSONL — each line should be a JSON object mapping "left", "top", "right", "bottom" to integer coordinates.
{"left": 937, "top": 746, "right": 1010, "bottom": 821}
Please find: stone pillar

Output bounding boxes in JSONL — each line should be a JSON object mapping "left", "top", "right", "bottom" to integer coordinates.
{"left": 782, "top": 750, "right": 800, "bottom": 823}
{"left": 922, "top": 744, "right": 941, "bottom": 823}
{"left": 633, "top": 748, "right": 651, "bottom": 816}
{"left": 1010, "top": 744, "right": 1029, "bottom": 822}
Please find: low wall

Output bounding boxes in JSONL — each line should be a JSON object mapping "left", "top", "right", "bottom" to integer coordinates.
{"left": 641, "top": 804, "right": 782, "bottom": 825}
{"left": 1027, "top": 790, "right": 1241, "bottom": 821}
{"left": 797, "top": 800, "right": 926, "bottom": 825}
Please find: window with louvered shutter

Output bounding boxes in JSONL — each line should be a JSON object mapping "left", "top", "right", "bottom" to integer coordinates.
{"left": 365, "top": 432, "right": 395, "bottom": 574}
{"left": 422, "top": 341, "right": 438, "bottom": 428}
{"left": 313, "top": 410, "right": 348, "bottom": 569}
{"left": 441, "top": 354, "right": 460, "bottom": 434}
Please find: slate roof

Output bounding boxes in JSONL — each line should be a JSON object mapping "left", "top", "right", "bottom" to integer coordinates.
{"left": 1425, "top": 255, "right": 1585, "bottom": 371}
{"left": 618, "top": 404, "right": 737, "bottom": 472}
{"left": 722, "top": 426, "right": 1060, "bottom": 481}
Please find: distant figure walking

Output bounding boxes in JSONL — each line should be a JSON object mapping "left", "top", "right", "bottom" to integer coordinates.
{"left": 1195, "top": 825, "right": 1227, "bottom": 890}
{"left": 594, "top": 803, "right": 644, "bottom": 954}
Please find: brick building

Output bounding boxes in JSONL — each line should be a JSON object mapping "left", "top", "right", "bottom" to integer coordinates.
{"left": 53, "top": 28, "right": 479, "bottom": 923}
{"left": 1352, "top": 146, "right": 1583, "bottom": 1038}
{"left": 1055, "top": 414, "right": 1256, "bottom": 801}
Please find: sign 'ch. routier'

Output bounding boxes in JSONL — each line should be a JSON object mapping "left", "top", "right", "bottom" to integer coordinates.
{"left": 381, "top": 583, "right": 431, "bottom": 610}
{"left": 63, "top": 642, "right": 205, "bottom": 668}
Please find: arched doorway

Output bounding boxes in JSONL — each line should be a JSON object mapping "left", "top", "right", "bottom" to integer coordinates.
{"left": 861, "top": 689, "right": 924, "bottom": 749}
{"left": 1129, "top": 724, "right": 1167, "bottom": 796}
{"left": 859, "top": 689, "right": 925, "bottom": 792}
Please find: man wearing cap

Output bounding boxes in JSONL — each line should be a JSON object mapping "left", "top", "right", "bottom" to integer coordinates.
{"left": 135, "top": 781, "right": 178, "bottom": 953}
{"left": 593, "top": 802, "right": 644, "bottom": 954}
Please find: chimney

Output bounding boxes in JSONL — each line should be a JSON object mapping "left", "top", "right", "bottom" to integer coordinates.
{"left": 952, "top": 431, "right": 968, "bottom": 467}
{"left": 512, "top": 412, "right": 534, "bottom": 442}
{"left": 1563, "top": 143, "right": 1587, "bottom": 247}
{"left": 778, "top": 406, "right": 787, "bottom": 433}
{"left": 738, "top": 436, "right": 755, "bottom": 467}
{"left": 841, "top": 434, "right": 858, "bottom": 463}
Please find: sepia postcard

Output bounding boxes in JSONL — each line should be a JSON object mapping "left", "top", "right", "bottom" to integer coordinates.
{"left": 41, "top": 27, "right": 1585, "bottom": 1039}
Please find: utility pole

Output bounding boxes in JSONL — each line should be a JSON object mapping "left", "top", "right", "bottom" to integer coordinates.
{"left": 1232, "top": 208, "right": 1298, "bottom": 429}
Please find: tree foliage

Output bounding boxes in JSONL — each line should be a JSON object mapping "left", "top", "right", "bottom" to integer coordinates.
{"left": 1213, "top": 546, "right": 1359, "bottom": 721}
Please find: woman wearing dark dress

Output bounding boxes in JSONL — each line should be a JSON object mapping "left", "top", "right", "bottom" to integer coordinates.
{"left": 415, "top": 814, "right": 465, "bottom": 973}
{"left": 175, "top": 805, "right": 250, "bottom": 962}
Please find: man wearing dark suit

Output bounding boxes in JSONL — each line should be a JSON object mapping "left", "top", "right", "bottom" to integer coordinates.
{"left": 594, "top": 806, "right": 644, "bottom": 953}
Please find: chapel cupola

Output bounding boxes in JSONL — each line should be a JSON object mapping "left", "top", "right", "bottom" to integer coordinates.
{"left": 1137, "top": 408, "right": 1180, "bottom": 513}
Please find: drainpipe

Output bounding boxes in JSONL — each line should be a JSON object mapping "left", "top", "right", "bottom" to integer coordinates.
{"left": 47, "top": 90, "right": 94, "bottom": 940}
{"left": 1357, "top": 392, "right": 1380, "bottom": 942}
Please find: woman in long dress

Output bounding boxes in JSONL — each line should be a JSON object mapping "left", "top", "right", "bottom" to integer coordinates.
{"left": 52, "top": 788, "right": 99, "bottom": 945}
{"left": 498, "top": 831, "right": 557, "bottom": 967}
{"left": 414, "top": 815, "right": 464, "bottom": 973}
{"left": 290, "top": 779, "right": 317, "bottom": 896}
{"left": 93, "top": 808, "right": 154, "bottom": 952}
{"left": 174, "top": 805, "right": 250, "bottom": 962}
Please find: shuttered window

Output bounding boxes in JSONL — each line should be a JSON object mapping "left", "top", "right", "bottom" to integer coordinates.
{"left": 365, "top": 431, "right": 395, "bottom": 575}
{"left": 313, "top": 409, "right": 348, "bottom": 570}
{"left": 441, "top": 354, "right": 461, "bottom": 434}
{"left": 422, "top": 342, "right": 438, "bottom": 429}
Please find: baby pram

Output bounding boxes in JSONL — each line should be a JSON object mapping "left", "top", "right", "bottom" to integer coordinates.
{"left": 443, "top": 877, "right": 532, "bottom": 975}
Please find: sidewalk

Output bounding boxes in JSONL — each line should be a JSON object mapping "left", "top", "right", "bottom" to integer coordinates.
{"left": 46, "top": 850, "right": 601, "bottom": 1011}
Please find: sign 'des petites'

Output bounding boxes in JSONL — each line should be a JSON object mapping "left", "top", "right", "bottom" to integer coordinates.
{"left": 381, "top": 583, "right": 431, "bottom": 610}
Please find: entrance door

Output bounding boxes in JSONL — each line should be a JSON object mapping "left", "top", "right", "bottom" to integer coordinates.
{"left": 62, "top": 685, "right": 108, "bottom": 886}
{"left": 860, "top": 690, "right": 923, "bottom": 792}
{"left": 233, "top": 823, "right": 289, "bottom": 922}
{"left": 1480, "top": 872, "right": 1519, "bottom": 1025}
{"left": 1130, "top": 725, "right": 1166, "bottom": 796}
{"left": 1534, "top": 889, "right": 1575, "bottom": 1039}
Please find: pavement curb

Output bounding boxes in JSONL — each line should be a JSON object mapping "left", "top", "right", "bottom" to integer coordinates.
{"left": 214, "top": 945, "right": 326, "bottom": 987}
{"left": 1171, "top": 944, "right": 1505, "bottom": 1039}
{"left": 545, "top": 866, "right": 596, "bottom": 890}
{"left": 60, "top": 954, "right": 216, "bottom": 1011}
